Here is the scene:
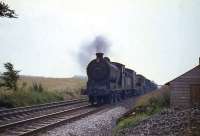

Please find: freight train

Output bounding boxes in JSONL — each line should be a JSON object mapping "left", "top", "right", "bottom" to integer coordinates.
{"left": 86, "top": 53, "right": 157, "bottom": 105}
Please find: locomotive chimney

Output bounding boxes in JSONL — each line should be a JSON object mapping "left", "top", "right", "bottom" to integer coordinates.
{"left": 96, "top": 53, "right": 104, "bottom": 59}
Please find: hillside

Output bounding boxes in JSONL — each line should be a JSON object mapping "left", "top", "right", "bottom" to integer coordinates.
{"left": 18, "top": 75, "right": 87, "bottom": 92}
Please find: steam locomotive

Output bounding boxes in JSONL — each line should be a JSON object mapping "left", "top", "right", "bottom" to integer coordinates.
{"left": 86, "top": 53, "right": 157, "bottom": 105}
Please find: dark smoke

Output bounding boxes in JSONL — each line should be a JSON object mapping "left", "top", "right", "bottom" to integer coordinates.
{"left": 94, "top": 36, "right": 109, "bottom": 53}
{"left": 78, "top": 35, "right": 110, "bottom": 70}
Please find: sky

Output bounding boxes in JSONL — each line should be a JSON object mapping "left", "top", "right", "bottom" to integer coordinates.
{"left": 0, "top": 0, "right": 200, "bottom": 84}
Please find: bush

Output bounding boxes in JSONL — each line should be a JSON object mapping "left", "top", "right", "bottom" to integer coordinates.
{"left": 31, "top": 82, "right": 44, "bottom": 92}
{"left": 134, "top": 85, "right": 170, "bottom": 114}
{"left": 0, "top": 62, "right": 20, "bottom": 91}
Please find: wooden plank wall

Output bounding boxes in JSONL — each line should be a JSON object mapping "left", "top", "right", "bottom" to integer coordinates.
{"left": 170, "top": 66, "right": 200, "bottom": 110}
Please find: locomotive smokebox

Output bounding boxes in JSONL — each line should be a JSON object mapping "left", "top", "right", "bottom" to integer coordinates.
{"left": 96, "top": 53, "right": 104, "bottom": 59}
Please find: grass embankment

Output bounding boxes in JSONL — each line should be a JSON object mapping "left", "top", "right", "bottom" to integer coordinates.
{"left": 0, "top": 84, "right": 63, "bottom": 108}
{"left": 0, "top": 76, "right": 86, "bottom": 108}
{"left": 115, "top": 85, "right": 170, "bottom": 132}
{"left": 18, "top": 76, "right": 86, "bottom": 100}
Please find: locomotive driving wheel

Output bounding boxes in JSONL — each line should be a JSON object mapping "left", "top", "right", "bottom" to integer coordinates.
{"left": 108, "top": 93, "right": 115, "bottom": 104}
{"left": 89, "top": 95, "right": 95, "bottom": 105}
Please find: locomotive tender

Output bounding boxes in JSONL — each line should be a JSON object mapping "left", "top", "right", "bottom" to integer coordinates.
{"left": 86, "top": 53, "right": 157, "bottom": 105}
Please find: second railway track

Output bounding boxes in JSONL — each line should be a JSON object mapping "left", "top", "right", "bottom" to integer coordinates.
{"left": 0, "top": 103, "right": 105, "bottom": 136}
{"left": 0, "top": 98, "right": 88, "bottom": 117}
{"left": 0, "top": 98, "right": 106, "bottom": 136}
{"left": 0, "top": 98, "right": 96, "bottom": 135}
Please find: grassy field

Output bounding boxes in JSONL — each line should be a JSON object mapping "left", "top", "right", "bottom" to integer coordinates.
{"left": 18, "top": 75, "right": 87, "bottom": 99}
{"left": 18, "top": 76, "right": 86, "bottom": 91}
{"left": 0, "top": 75, "right": 87, "bottom": 107}
{"left": 114, "top": 85, "right": 170, "bottom": 133}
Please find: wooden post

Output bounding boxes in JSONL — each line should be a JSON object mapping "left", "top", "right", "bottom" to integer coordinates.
{"left": 199, "top": 57, "right": 200, "bottom": 65}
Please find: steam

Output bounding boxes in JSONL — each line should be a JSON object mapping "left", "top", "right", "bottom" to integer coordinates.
{"left": 78, "top": 35, "right": 110, "bottom": 70}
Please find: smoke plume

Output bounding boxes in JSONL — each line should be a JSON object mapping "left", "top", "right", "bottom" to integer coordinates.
{"left": 94, "top": 36, "right": 109, "bottom": 53}
{"left": 78, "top": 35, "right": 110, "bottom": 70}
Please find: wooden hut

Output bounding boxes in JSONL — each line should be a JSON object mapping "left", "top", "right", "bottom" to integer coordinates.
{"left": 166, "top": 58, "right": 200, "bottom": 110}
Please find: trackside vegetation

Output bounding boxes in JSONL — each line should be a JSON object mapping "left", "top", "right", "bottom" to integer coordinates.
{"left": 0, "top": 83, "right": 64, "bottom": 108}
{"left": 114, "top": 85, "right": 170, "bottom": 133}
{"left": 0, "top": 62, "right": 85, "bottom": 108}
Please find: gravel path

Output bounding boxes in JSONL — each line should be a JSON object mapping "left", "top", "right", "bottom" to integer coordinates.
{"left": 39, "top": 98, "right": 137, "bottom": 136}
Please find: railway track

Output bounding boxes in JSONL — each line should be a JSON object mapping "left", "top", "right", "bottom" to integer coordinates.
{"left": 0, "top": 98, "right": 105, "bottom": 136}
{"left": 0, "top": 98, "right": 87, "bottom": 117}
{"left": 0, "top": 103, "right": 104, "bottom": 136}
{"left": 0, "top": 99, "right": 88, "bottom": 124}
